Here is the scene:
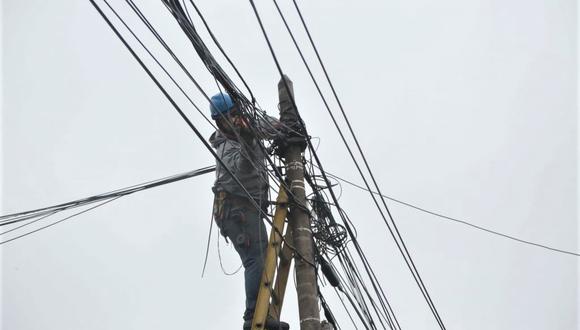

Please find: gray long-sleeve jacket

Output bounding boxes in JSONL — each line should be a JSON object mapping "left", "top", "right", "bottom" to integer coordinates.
{"left": 209, "top": 115, "right": 281, "bottom": 203}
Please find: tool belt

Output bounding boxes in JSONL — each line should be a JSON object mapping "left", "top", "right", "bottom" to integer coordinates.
{"left": 213, "top": 191, "right": 228, "bottom": 223}
{"left": 213, "top": 190, "right": 258, "bottom": 242}
{"left": 213, "top": 189, "right": 258, "bottom": 222}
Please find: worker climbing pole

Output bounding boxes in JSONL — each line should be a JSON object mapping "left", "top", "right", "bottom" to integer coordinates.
{"left": 87, "top": 1, "right": 416, "bottom": 328}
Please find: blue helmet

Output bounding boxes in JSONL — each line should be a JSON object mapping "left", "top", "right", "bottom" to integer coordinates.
{"left": 209, "top": 92, "right": 235, "bottom": 120}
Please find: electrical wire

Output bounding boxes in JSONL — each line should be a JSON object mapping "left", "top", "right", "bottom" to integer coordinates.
{"left": 123, "top": 0, "right": 306, "bottom": 221}
{"left": 78, "top": 3, "right": 578, "bottom": 330}
{"left": 0, "top": 198, "right": 121, "bottom": 245}
{"left": 0, "top": 166, "right": 216, "bottom": 226}
{"left": 90, "top": 0, "right": 316, "bottom": 270}
{"left": 322, "top": 169, "right": 580, "bottom": 257}
{"left": 217, "top": 225, "right": 244, "bottom": 276}
{"left": 0, "top": 166, "right": 217, "bottom": 244}
{"left": 185, "top": 0, "right": 256, "bottom": 104}
{"left": 290, "top": 1, "right": 449, "bottom": 327}
{"left": 102, "top": 0, "right": 216, "bottom": 129}
{"left": 201, "top": 209, "right": 215, "bottom": 277}
{"left": 90, "top": 2, "right": 419, "bottom": 328}
{"left": 246, "top": 1, "right": 404, "bottom": 328}
{"left": 265, "top": 1, "right": 446, "bottom": 327}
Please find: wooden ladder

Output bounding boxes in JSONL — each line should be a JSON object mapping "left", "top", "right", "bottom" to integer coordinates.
{"left": 251, "top": 188, "right": 294, "bottom": 329}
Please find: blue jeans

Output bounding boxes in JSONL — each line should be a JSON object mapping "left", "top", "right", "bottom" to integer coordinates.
{"left": 217, "top": 198, "right": 268, "bottom": 321}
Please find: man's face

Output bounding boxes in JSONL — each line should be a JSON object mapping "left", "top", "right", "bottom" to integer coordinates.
{"left": 217, "top": 104, "right": 248, "bottom": 130}
{"left": 227, "top": 105, "right": 249, "bottom": 129}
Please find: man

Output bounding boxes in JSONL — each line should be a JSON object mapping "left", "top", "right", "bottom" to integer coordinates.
{"left": 209, "top": 92, "right": 290, "bottom": 330}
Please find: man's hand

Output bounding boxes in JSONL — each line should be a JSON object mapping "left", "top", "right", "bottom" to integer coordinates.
{"left": 231, "top": 114, "right": 254, "bottom": 142}
{"left": 232, "top": 115, "right": 249, "bottom": 130}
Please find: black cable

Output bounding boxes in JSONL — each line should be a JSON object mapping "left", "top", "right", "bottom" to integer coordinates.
{"left": 90, "top": 0, "right": 315, "bottom": 269}
{"left": 0, "top": 198, "right": 120, "bottom": 245}
{"left": 0, "top": 166, "right": 217, "bottom": 245}
{"left": 201, "top": 209, "right": 215, "bottom": 277}
{"left": 102, "top": 0, "right": 215, "bottom": 129}
{"left": 323, "top": 169, "right": 580, "bottom": 257}
{"left": 130, "top": 5, "right": 390, "bottom": 328}
{"left": 103, "top": 2, "right": 275, "bottom": 303}
{"left": 93, "top": 0, "right": 261, "bottom": 217}
{"left": 338, "top": 208, "right": 400, "bottom": 328}
{"left": 338, "top": 284, "right": 375, "bottom": 329}
{"left": 119, "top": 0, "right": 288, "bottom": 262}
{"left": 185, "top": 0, "right": 256, "bottom": 104}
{"left": 91, "top": 1, "right": 408, "bottom": 328}
{"left": 332, "top": 286, "right": 359, "bottom": 330}
{"left": 333, "top": 252, "right": 388, "bottom": 329}
{"left": 268, "top": 1, "right": 446, "bottom": 327}
{"left": 269, "top": 1, "right": 410, "bottom": 326}
{"left": 342, "top": 250, "right": 394, "bottom": 329}
{"left": 161, "top": 0, "right": 253, "bottom": 117}
{"left": 124, "top": 0, "right": 305, "bottom": 222}
{"left": 0, "top": 211, "right": 59, "bottom": 235}
{"left": 308, "top": 142, "right": 403, "bottom": 329}
{"left": 319, "top": 290, "right": 341, "bottom": 330}
{"left": 291, "top": 2, "right": 447, "bottom": 327}
{"left": 326, "top": 212, "right": 397, "bottom": 329}
{"left": 307, "top": 173, "right": 398, "bottom": 328}
{"left": 217, "top": 225, "right": 243, "bottom": 275}
{"left": 0, "top": 166, "right": 216, "bottom": 226}
{"left": 172, "top": 1, "right": 305, "bottom": 210}
{"left": 122, "top": 0, "right": 286, "bottom": 209}
{"left": 245, "top": 5, "right": 402, "bottom": 321}
{"left": 248, "top": 1, "right": 400, "bottom": 318}
{"left": 308, "top": 171, "right": 396, "bottom": 329}
{"left": 127, "top": 0, "right": 310, "bottom": 233}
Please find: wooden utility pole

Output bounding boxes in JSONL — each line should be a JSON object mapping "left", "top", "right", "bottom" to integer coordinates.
{"left": 278, "top": 75, "right": 321, "bottom": 330}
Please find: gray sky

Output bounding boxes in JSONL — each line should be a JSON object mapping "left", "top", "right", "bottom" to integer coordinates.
{"left": 1, "top": 0, "right": 578, "bottom": 329}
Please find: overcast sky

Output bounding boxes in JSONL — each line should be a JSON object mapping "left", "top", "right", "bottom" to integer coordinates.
{"left": 1, "top": 0, "right": 578, "bottom": 329}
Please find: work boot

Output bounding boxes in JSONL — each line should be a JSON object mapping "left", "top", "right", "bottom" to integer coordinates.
{"left": 243, "top": 316, "right": 290, "bottom": 330}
